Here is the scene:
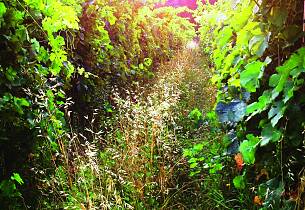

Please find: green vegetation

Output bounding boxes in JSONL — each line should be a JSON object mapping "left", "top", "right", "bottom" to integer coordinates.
{"left": 197, "top": 0, "right": 305, "bottom": 208}
{"left": 0, "top": 0, "right": 305, "bottom": 209}
{"left": 0, "top": 0, "right": 196, "bottom": 208}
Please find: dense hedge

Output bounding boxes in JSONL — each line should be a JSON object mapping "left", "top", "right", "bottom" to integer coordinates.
{"left": 198, "top": 0, "right": 305, "bottom": 208}
{"left": 0, "top": 0, "right": 195, "bottom": 208}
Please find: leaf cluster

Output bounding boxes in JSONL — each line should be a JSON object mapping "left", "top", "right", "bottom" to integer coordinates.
{"left": 197, "top": 0, "right": 305, "bottom": 208}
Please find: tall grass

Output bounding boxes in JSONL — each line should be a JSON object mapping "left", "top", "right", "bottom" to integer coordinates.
{"left": 38, "top": 46, "right": 219, "bottom": 209}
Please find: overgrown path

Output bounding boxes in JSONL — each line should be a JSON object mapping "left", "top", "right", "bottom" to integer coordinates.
{"left": 89, "top": 43, "right": 219, "bottom": 209}
{"left": 145, "top": 42, "right": 215, "bottom": 113}
{"left": 32, "top": 40, "right": 223, "bottom": 210}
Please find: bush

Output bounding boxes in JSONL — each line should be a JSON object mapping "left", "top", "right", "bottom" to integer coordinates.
{"left": 0, "top": 0, "right": 195, "bottom": 208}
{"left": 197, "top": 0, "right": 305, "bottom": 208}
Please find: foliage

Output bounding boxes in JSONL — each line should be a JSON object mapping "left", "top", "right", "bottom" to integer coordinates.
{"left": 0, "top": 173, "right": 24, "bottom": 197}
{"left": 198, "top": 0, "right": 305, "bottom": 208}
{"left": 188, "top": 108, "right": 203, "bottom": 127}
{"left": 0, "top": 0, "right": 81, "bottom": 208}
{"left": 73, "top": 0, "right": 196, "bottom": 127}
{"left": 39, "top": 48, "right": 215, "bottom": 209}
{"left": 0, "top": 0, "right": 195, "bottom": 208}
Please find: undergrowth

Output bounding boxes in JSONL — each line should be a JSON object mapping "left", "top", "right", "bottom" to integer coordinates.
{"left": 37, "top": 46, "right": 224, "bottom": 209}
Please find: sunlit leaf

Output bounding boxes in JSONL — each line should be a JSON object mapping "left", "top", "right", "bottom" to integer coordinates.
{"left": 249, "top": 33, "right": 270, "bottom": 57}
{"left": 269, "top": 74, "right": 280, "bottom": 87}
{"left": 0, "top": 2, "right": 7, "bottom": 18}
{"left": 240, "top": 61, "right": 264, "bottom": 92}
{"left": 216, "top": 26, "right": 233, "bottom": 49}
{"left": 11, "top": 173, "right": 24, "bottom": 185}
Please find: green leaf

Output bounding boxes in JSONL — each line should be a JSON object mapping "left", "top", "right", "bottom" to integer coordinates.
{"left": 240, "top": 61, "right": 265, "bottom": 92}
{"left": 268, "top": 101, "right": 286, "bottom": 127}
{"left": 0, "top": 2, "right": 7, "bottom": 18}
{"left": 13, "top": 97, "right": 30, "bottom": 114}
{"left": 37, "top": 46, "right": 49, "bottom": 63}
{"left": 236, "top": 22, "right": 260, "bottom": 47}
{"left": 65, "top": 61, "right": 75, "bottom": 79}
{"left": 31, "top": 38, "right": 40, "bottom": 53}
{"left": 233, "top": 175, "right": 246, "bottom": 189}
{"left": 24, "top": 0, "right": 45, "bottom": 10}
{"left": 18, "top": 98, "right": 30, "bottom": 107}
{"left": 190, "top": 162, "right": 198, "bottom": 169}
{"left": 183, "top": 149, "right": 191, "bottom": 157}
{"left": 188, "top": 158, "right": 197, "bottom": 163}
{"left": 216, "top": 26, "right": 233, "bottom": 49}
{"left": 269, "top": 74, "right": 280, "bottom": 87}
{"left": 50, "top": 141, "right": 59, "bottom": 152}
{"left": 14, "top": 25, "right": 29, "bottom": 42}
{"left": 0, "top": 180, "right": 17, "bottom": 197}
{"left": 283, "top": 80, "right": 294, "bottom": 103}
{"left": 139, "top": 63, "right": 144, "bottom": 70}
{"left": 261, "top": 124, "right": 282, "bottom": 146}
{"left": 271, "top": 53, "right": 300, "bottom": 99}
{"left": 193, "top": 144, "right": 204, "bottom": 153}
{"left": 189, "top": 108, "right": 203, "bottom": 122}
{"left": 239, "top": 134, "right": 260, "bottom": 164}
{"left": 144, "top": 58, "right": 152, "bottom": 67}
{"left": 249, "top": 33, "right": 270, "bottom": 57}
{"left": 1, "top": 93, "right": 12, "bottom": 103}
{"left": 258, "top": 179, "right": 284, "bottom": 209}
{"left": 290, "top": 67, "right": 305, "bottom": 79}
{"left": 231, "top": 4, "right": 252, "bottom": 31}
{"left": 11, "top": 173, "right": 24, "bottom": 185}
{"left": 5, "top": 67, "right": 17, "bottom": 82}
{"left": 12, "top": 10, "right": 25, "bottom": 23}
{"left": 278, "top": 53, "right": 300, "bottom": 73}
{"left": 246, "top": 90, "right": 272, "bottom": 115}
{"left": 78, "top": 67, "right": 85, "bottom": 76}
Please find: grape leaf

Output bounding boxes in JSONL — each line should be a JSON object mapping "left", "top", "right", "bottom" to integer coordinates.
{"left": 239, "top": 134, "right": 260, "bottom": 164}
{"left": 216, "top": 100, "right": 246, "bottom": 123}
{"left": 216, "top": 26, "right": 233, "bottom": 49}
{"left": 261, "top": 124, "right": 282, "bottom": 146}
{"left": 249, "top": 33, "right": 270, "bottom": 57}
{"left": 283, "top": 80, "right": 294, "bottom": 103}
{"left": 268, "top": 101, "right": 286, "bottom": 127}
{"left": 269, "top": 74, "right": 280, "bottom": 87}
{"left": 13, "top": 97, "right": 30, "bottom": 115}
{"left": 240, "top": 61, "right": 264, "bottom": 92}
{"left": 246, "top": 90, "right": 272, "bottom": 117}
